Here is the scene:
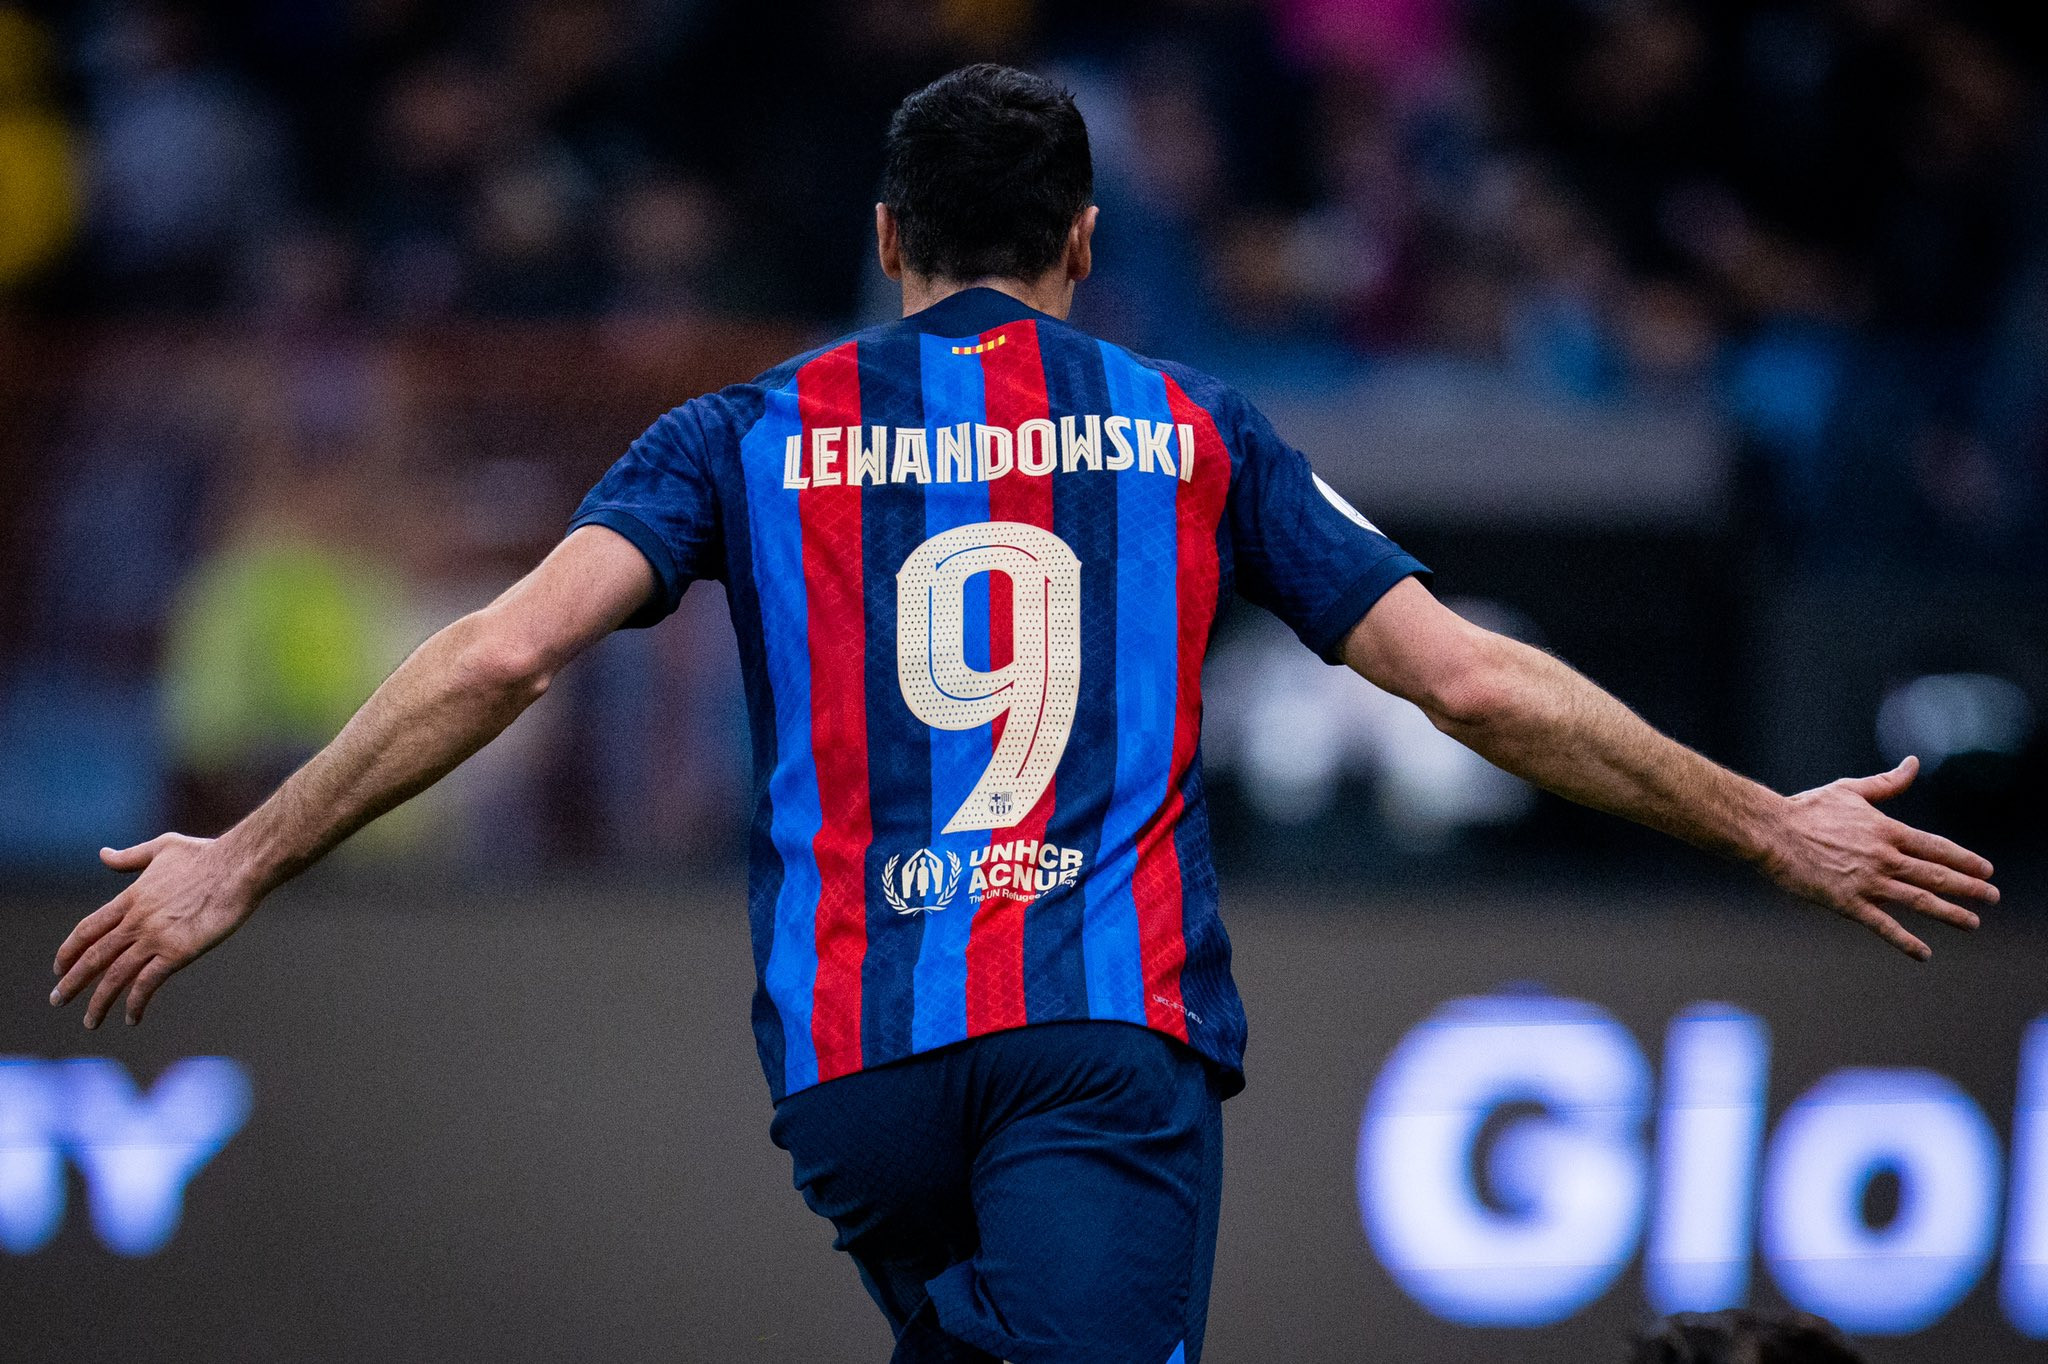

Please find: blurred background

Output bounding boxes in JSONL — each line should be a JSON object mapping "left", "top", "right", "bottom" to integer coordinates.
{"left": 1, "top": 1, "right": 2045, "bottom": 1360}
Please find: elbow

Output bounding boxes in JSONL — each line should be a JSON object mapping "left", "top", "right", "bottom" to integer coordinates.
{"left": 1420, "top": 649, "right": 1514, "bottom": 736}
{"left": 451, "top": 620, "right": 555, "bottom": 704}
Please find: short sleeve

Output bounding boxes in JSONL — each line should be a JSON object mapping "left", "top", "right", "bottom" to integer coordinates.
{"left": 1225, "top": 394, "right": 1430, "bottom": 662}
{"left": 568, "top": 400, "right": 727, "bottom": 629}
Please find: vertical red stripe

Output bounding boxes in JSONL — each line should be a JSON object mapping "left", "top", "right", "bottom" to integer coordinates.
{"left": 987, "top": 571, "right": 1014, "bottom": 672}
{"left": 1130, "top": 375, "right": 1232, "bottom": 1041}
{"left": 798, "top": 342, "right": 870, "bottom": 1080}
{"left": 965, "top": 321, "right": 1056, "bottom": 1036}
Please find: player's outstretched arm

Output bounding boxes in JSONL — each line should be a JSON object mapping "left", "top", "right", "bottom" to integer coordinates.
{"left": 50, "top": 525, "right": 656, "bottom": 1028}
{"left": 1341, "top": 576, "right": 1998, "bottom": 959}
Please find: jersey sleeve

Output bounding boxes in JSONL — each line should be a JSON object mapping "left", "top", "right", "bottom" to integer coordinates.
{"left": 567, "top": 399, "right": 727, "bottom": 629}
{"left": 1224, "top": 392, "right": 1430, "bottom": 663}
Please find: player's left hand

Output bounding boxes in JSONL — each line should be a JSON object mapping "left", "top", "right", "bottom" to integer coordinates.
{"left": 49, "top": 833, "right": 261, "bottom": 1028}
{"left": 1760, "top": 755, "right": 1998, "bottom": 960}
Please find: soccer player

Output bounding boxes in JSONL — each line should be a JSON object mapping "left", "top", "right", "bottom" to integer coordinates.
{"left": 51, "top": 64, "right": 1998, "bottom": 1364}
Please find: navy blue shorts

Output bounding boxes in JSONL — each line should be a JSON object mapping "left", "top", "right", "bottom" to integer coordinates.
{"left": 770, "top": 1021, "right": 1225, "bottom": 1364}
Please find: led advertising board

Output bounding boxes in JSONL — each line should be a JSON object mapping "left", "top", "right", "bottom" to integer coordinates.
{"left": 2, "top": 885, "right": 2041, "bottom": 1362}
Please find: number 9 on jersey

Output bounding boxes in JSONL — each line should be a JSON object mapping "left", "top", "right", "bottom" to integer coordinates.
{"left": 896, "top": 522, "right": 1083, "bottom": 834}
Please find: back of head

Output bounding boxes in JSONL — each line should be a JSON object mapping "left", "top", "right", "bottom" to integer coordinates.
{"left": 1630, "top": 1311, "right": 1866, "bottom": 1364}
{"left": 880, "top": 63, "right": 1093, "bottom": 285}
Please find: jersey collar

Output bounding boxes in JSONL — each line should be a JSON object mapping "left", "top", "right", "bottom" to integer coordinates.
{"left": 902, "top": 286, "right": 1062, "bottom": 337}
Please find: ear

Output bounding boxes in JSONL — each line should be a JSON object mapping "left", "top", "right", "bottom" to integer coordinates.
{"left": 1066, "top": 205, "right": 1098, "bottom": 284}
{"left": 876, "top": 203, "right": 904, "bottom": 281}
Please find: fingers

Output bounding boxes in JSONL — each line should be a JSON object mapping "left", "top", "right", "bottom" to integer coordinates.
{"left": 1847, "top": 902, "right": 1932, "bottom": 961}
{"left": 126, "top": 958, "right": 178, "bottom": 1026}
{"left": 99, "top": 834, "right": 173, "bottom": 873}
{"left": 1879, "top": 879, "right": 1980, "bottom": 931}
{"left": 1840, "top": 755, "right": 1918, "bottom": 804}
{"left": 1892, "top": 854, "right": 1998, "bottom": 907}
{"left": 83, "top": 945, "right": 152, "bottom": 1030}
{"left": 53, "top": 891, "right": 130, "bottom": 976}
{"left": 52, "top": 920, "right": 134, "bottom": 1007}
{"left": 1894, "top": 824, "right": 1994, "bottom": 879}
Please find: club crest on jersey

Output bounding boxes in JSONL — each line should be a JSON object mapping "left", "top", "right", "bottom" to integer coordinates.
{"left": 882, "top": 848, "right": 962, "bottom": 915}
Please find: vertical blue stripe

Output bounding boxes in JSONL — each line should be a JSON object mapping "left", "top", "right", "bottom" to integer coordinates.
{"left": 910, "top": 331, "right": 992, "bottom": 1051}
{"left": 963, "top": 573, "right": 993, "bottom": 671}
{"left": 1032, "top": 329, "right": 1117, "bottom": 1022}
{"left": 1083, "top": 343, "right": 1181, "bottom": 1024}
{"left": 1171, "top": 757, "right": 1242, "bottom": 1064}
{"left": 689, "top": 383, "right": 795, "bottom": 1096}
{"left": 856, "top": 329, "right": 930, "bottom": 1067}
{"left": 742, "top": 382, "right": 823, "bottom": 1095}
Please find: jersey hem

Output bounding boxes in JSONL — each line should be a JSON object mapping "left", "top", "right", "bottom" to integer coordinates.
{"left": 1304, "top": 556, "right": 1431, "bottom": 663}
{"left": 568, "top": 507, "right": 684, "bottom": 627}
{"left": 767, "top": 1017, "right": 1247, "bottom": 1106}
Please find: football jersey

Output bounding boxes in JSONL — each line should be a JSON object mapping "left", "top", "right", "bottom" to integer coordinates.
{"left": 570, "top": 287, "right": 1428, "bottom": 1102}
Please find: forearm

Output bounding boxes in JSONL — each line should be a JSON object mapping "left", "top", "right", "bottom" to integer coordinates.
{"left": 47, "top": 528, "right": 655, "bottom": 1029}
{"left": 1340, "top": 577, "right": 1992, "bottom": 959}
{"left": 1432, "top": 633, "right": 1788, "bottom": 866}
{"left": 213, "top": 612, "right": 550, "bottom": 896}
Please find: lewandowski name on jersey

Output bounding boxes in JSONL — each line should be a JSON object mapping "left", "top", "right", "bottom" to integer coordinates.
{"left": 781, "top": 416, "right": 1198, "bottom": 489}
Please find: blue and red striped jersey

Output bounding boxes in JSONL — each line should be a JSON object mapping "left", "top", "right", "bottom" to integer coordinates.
{"left": 571, "top": 288, "right": 1428, "bottom": 1101}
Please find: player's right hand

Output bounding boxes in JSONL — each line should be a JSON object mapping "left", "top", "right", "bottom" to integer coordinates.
{"left": 1759, "top": 755, "right": 1998, "bottom": 960}
{"left": 49, "top": 833, "right": 260, "bottom": 1029}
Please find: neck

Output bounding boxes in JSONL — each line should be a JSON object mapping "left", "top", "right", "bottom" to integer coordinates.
{"left": 900, "top": 272, "right": 1074, "bottom": 320}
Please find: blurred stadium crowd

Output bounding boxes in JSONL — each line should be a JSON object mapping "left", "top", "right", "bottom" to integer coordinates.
{"left": 4, "top": 2, "right": 2045, "bottom": 415}
{"left": 1, "top": 0, "right": 2043, "bottom": 870}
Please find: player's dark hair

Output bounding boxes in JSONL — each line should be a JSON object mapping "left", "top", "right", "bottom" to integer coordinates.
{"left": 1628, "top": 1310, "right": 1866, "bottom": 1364}
{"left": 881, "top": 64, "right": 1093, "bottom": 283}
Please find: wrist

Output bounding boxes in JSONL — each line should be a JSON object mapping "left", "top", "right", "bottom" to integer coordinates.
{"left": 211, "top": 822, "right": 286, "bottom": 902}
{"left": 1727, "top": 781, "right": 1794, "bottom": 872}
